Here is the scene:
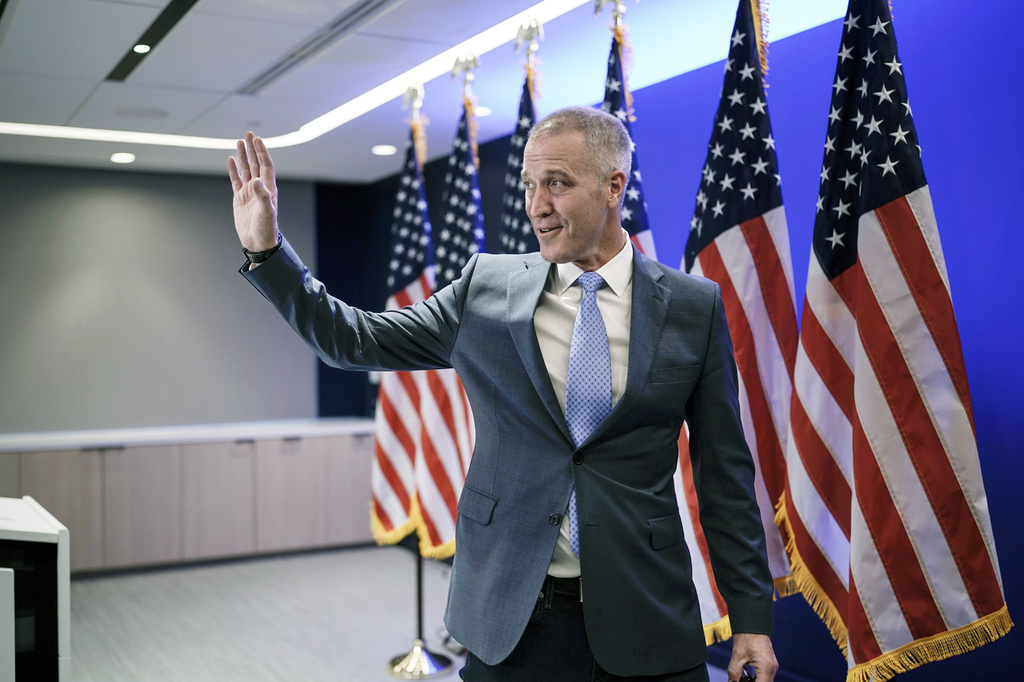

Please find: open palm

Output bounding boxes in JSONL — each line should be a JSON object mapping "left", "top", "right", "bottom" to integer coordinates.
{"left": 227, "top": 132, "right": 279, "bottom": 252}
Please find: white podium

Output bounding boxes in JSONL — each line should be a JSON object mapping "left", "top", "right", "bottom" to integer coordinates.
{"left": 0, "top": 496, "right": 71, "bottom": 680}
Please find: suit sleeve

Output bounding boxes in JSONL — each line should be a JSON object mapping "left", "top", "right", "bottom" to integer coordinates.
{"left": 684, "top": 284, "right": 775, "bottom": 635}
{"left": 241, "top": 235, "right": 473, "bottom": 373}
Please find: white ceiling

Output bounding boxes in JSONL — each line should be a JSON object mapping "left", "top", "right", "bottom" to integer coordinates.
{"left": 0, "top": 0, "right": 846, "bottom": 183}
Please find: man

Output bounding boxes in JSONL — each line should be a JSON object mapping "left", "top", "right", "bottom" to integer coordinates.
{"left": 228, "top": 106, "right": 778, "bottom": 682}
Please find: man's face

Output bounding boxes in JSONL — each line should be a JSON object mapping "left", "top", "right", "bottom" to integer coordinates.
{"left": 522, "top": 131, "right": 625, "bottom": 271}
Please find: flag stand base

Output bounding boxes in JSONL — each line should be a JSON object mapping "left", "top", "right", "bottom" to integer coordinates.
{"left": 387, "top": 638, "right": 453, "bottom": 679}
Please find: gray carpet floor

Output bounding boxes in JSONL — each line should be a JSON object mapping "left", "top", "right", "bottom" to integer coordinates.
{"left": 68, "top": 545, "right": 728, "bottom": 681}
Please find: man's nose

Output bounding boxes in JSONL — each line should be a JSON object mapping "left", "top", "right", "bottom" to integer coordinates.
{"left": 528, "top": 186, "right": 551, "bottom": 218}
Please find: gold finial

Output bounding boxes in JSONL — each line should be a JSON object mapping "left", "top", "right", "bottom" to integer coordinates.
{"left": 515, "top": 18, "right": 543, "bottom": 71}
{"left": 595, "top": 0, "right": 626, "bottom": 26}
{"left": 451, "top": 53, "right": 480, "bottom": 98}
{"left": 402, "top": 83, "right": 424, "bottom": 119}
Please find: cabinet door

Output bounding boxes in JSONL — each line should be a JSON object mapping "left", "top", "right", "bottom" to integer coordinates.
{"left": 256, "top": 437, "right": 327, "bottom": 552}
{"left": 325, "top": 434, "right": 375, "bottom": 545}
{"left": 181, "top": 440, "right": 255, "bottom": 560}
{"left": 104, "top": 445, "right": 182, "bottom": 568}
{"left": 21, "top": 449, "right": 104, "bottom": 572}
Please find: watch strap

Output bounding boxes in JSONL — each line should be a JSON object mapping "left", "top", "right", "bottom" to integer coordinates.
{"left": 243, "top": 233, "right": 282, "bottom": 263}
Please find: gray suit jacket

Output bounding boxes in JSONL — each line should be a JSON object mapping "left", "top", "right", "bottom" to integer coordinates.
{"left": 244, "top": 236, "right": 773, "bottom": 676}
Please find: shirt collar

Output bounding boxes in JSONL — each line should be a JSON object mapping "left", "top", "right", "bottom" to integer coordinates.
{"left": 552, "top": 230, "right": 634, "bottom": 297}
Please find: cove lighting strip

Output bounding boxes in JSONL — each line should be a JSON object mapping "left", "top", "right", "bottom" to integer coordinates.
{"left": 0, "top": 0, "right": 590, "bottom": 150}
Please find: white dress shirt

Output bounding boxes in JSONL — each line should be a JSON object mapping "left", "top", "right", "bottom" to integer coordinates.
{"left": 533, "top": 234, "right": 634, "bottom": 577}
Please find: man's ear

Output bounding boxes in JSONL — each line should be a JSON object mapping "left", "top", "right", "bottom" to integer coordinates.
{"left": 607, "top": 169, "right": 628, "bottom": 206}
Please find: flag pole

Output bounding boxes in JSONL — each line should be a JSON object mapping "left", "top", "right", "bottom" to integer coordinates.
{"left": 385, "top": 85, "right": 454, "bottom": 682}
{"left": 387, "top": 543, "right": 453, "bottom": 679}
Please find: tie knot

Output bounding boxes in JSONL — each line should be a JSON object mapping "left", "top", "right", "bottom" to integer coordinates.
{"left": 576, "top": 271, "right": 605, "bottom": 294}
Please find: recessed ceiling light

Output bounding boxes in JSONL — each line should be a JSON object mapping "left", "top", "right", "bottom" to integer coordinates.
{"left": 133, "top": 44, "right": 151, "bottom": 54}
{"left": 371, "top": 144, "right": 398, "bottom": 156}
{"left": 110, "top": 152, "right": 136, "bottom": 164}
{"left": 474, "top": 105, "right": 492, "bottom": 117}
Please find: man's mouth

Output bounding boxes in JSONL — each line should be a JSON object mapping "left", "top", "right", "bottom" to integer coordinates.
{"left": 537, "top": 226, "right": 562, "bottom": 234}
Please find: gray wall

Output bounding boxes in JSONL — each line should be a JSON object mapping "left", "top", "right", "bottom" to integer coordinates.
{"left": 0, "top": 163, "right": 318, "bottom": 434}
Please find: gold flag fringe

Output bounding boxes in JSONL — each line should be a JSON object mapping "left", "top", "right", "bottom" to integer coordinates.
{"left": 464, "top": 94, "right": 481, "bottom": 170}
{"left": 370, "top": 493, "right": 458, "bottom": 560}
{"left": 847, "top": 606, "right": 1013, "bottom": 682}
{"left": 749, "top": 0, "right": 770, "bottom": 84}
{"left": 776, "top": 491, "right": 1014, "bottom": 681}
{"left": 410, "top": 118, "right": 428, "bottom": 172}
{"left": 774, "top": 491, "right": 850, "bottom": 656}
{"left": 703, "top": 614, "right": 733, "bottom": 646}
{"left": 612, "top": 24, "right": 637, "bottom": 122}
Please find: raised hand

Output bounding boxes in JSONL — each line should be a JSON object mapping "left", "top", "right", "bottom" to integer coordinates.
{"left": 227, "top": 132, "right": 279, "bottom": 252}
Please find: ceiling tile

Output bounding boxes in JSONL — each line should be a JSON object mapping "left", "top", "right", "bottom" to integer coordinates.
{"left": 0, "top": 0, "right": 159, "bottom": 80}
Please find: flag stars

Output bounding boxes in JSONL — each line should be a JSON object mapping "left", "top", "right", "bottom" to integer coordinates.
{"left": 862, "top": 48, "right": 877, "bottom": 67}
{"left": 834, "top": 76, "right": 848, "bottom": 94}
{"left": 832, "top": 199, "right": 851, "bottom": 218}
{"left": 740, "top": 122, "right": 757, "bottom": 139}
{"left": 712, "top": 200, "right": 726, "bottom": 217}
{"left": 844, "top": 13, "right": 860, "bottom": 31}
{"left": 890, "top": 125, "right": 911, "bottom": 145}
{"left": 739, "top": 63, "right": 756, "bottom": 81}
{"left": 885, "top": 57, "right": 902, "bottom": 75}
{"left": 865, "top": 116, "right": 883, "bottom": 136}
{"left": 731, "top": 30, "right": 746, "bottom": 47}
{"left": 751, "top": 158, "right": 769, "bottom": 175}
{"left": 750, "top": 98, "right": 766, "bottom": 115}
{"left": 762, "top": 133, "right": 775, "bottom": 149}
{"left": 840, "top": 169, "right": 858, "bottom": 189}
{"left": 874, "top": 84, "right": 895, "bottom": 104}
{"left": 720, "top": 174, "right": 736, "bottom": 191}
{"left": 838, "top": 44, "right": 854, "bottom": 63}
{"left": 878, "top": 155, "right": 899, "bottom": 176}
{"left": 718, "top": 116, "right": 734, "bottom": 133}
{"left": 871, "top": 17, "right": 889, "bottom": 36}
{"left": 740, "top": 182, "right": 757, "bottom": 201}
{"left": 728, "top": 89, "right": 745, "bottom": 106}
{"left": 728, "top": 148, "right": 746, "bottom": 165}
{"left": 711, "top": 142, "right": 725, "bottom": 159}
{"left": 826, "top": 229, "right": 846, "bottom": 248}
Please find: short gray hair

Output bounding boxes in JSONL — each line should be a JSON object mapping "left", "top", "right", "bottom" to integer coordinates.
{"left": 527, "top": 105, "right": 632, "bottom": 182}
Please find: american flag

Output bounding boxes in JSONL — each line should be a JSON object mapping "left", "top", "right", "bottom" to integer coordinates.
{"left": 371, "top": 122, "right": 433, "bottom": 547}
{"left": 600, "top": 26, "right": 656, "bottom": 260}
{"left": 409, "top": 98, "right": 482, "bottom": 558}
{"left": 683, "top": 0, "right": 799, "bottom": 638}
{"left": 499, "top": 69, "right": 539, "bottom": 254}
{"left": 435, "top": 99, "right": 486, "bottom": 288}
{"left": 779, "top": 0, "right": 1011, "bottom": 678}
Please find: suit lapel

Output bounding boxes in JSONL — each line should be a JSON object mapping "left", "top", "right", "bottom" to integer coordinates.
{"left": 507, "top": 257, "right": 574, "bottom": 444}
{"left": 590, "top": 248, "right": 670, "bottom": 441}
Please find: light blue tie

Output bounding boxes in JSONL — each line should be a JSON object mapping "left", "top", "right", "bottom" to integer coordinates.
{"left": 565, "top": 271, "right": 611, "bottom": 557}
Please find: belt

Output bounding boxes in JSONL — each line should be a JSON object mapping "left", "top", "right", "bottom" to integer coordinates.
{"left": 543, "top": 574, "right": 583, "bottom": 601}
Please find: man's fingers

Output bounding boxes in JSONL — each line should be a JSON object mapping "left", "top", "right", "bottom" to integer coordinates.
{"left": 227, "top": 155, "right": 242, "bottom": 192}
{"left": 252, "top": 134, "right": 275, "bottom": 184}
{"left": 244, "top": 132, "right": 261, "bottom": 181}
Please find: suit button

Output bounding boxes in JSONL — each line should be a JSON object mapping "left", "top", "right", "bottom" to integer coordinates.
{"left": 572, "top": 453, "right": 584, "bottom": 465}
{"left": 549, "top": 514, "right": 560, "bottom": 525}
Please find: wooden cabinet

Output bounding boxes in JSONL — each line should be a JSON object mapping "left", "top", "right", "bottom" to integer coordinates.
{"left": 181, "top": 440, "right": 256, "bottom": 561}
{"left": 326, "top": 434, "right": 374, "bottom": 546}
{"left": 104, "top": 445, "right": 182, "bottom": 568}
{"left": 1, "top": 419, "right": 375, "bottom": 573}
{"left": 256, "top": 436, "right": 328, "bottom": 552}
{"left": 20, "top": 449, "right": 104, "bottom": 572}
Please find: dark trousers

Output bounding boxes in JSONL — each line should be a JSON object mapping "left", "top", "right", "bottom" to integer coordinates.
{"left": 459, "top": 575, "right": 710, "bottom": 682}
